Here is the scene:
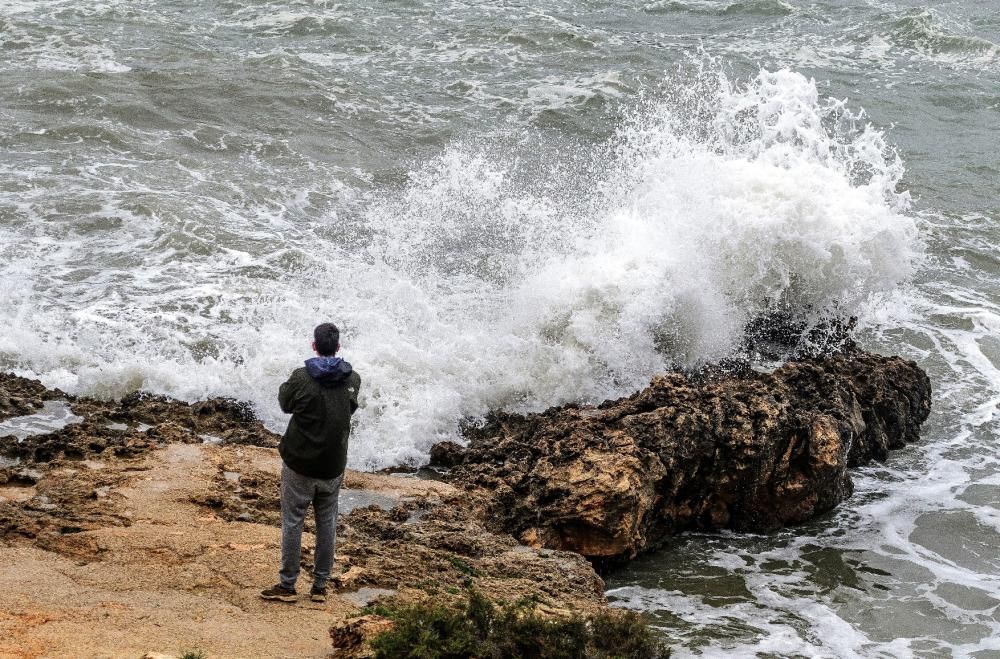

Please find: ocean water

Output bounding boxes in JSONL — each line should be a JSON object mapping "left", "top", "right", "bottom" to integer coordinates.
{"left": 1, "top": 0, "right": 998, "bottom": 656}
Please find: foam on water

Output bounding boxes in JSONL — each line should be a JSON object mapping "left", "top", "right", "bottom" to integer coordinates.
{"left": 643, "top": 0, "right": 795, "bottom": 17}
{"left": 0, "top": 2, "right": 131, "bottom": 73}
{"left": 0, "top": 400, "right": 82, "bottom": 441}
{"left": 0, "top": 66, "right": 921, "bottom": 469}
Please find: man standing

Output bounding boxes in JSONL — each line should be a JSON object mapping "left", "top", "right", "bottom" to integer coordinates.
{"left": 260, "top": 323, "right": 361, "bottom": 603}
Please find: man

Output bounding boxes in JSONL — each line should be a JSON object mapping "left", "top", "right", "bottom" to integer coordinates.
{"left": 260, "top": 322, "right": 361, "bottom": 603}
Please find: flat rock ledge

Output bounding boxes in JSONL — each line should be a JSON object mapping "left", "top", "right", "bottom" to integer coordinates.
{"left": 433, "top": 348, "right": 932, "bottom": 561}
{"left": 0, "top": 374, "right": 606, "bottom": 658}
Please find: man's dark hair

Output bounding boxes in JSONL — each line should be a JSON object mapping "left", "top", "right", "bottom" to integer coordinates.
{"left": 314, "top": 323, "right": 340, "bottom": 356}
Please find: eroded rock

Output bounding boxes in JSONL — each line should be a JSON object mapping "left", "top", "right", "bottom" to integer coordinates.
{"left": 71, "top": 393, "right": 279, "bottom": 448}
{"left": 0, "top": 373, "right": 65, "bottom": 422}
{"left": 1, "top": 380, "right": 282, "bottom": 544}
{"left": 330, "top": 615, "right": 394, "bottom": 657}
{"left": 429, "top": 440, "right": 466, "bottom": 468}
{"left": 439, "top": 349, "right": 932, "bottom": 560}
{"left": 189, "top": 461, "right": 605, "bottom": 615}
{"left": 0, "top": 465, "right": 130, "bottom": 542}
{"left": 190, "top": 462, "right": 282, "bottom": 526}
{"left": 2, "top": 390, "right": 279, "bottom": 471}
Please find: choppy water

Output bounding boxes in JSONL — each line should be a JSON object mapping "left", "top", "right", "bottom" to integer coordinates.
{"left": 1, "top": 0, "right": 998, "bottom": 656}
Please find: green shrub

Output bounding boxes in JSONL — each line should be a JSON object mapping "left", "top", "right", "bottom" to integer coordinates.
{"left": 368, "top": 590, "right": 667, "bottom": 659}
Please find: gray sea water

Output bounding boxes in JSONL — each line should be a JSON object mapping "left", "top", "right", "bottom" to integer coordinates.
{"left": 1, "top": 1, "right": 998, "bottom": 656}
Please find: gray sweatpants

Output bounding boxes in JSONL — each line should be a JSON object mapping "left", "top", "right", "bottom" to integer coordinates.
{"left": 279, "top": 463, "right": 342, "bottom": 590}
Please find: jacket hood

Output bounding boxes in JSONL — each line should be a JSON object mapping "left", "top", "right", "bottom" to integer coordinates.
{"left": 304, "top": 356, "right": 354, "bottom": 388}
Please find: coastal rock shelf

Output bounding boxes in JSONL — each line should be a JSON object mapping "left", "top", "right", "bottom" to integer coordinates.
{"left": 0, "top": 346, "right": 932, "bottom": 656}
{"left": 0, "top": 373, "right": 607, "bottom": 657}
{"left": 435, "top": 348, "right": 932, "bottom": 561}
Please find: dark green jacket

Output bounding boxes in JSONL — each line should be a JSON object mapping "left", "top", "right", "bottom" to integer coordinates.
{"left": 278, "top": 361, "right": 361, "bottom": 479}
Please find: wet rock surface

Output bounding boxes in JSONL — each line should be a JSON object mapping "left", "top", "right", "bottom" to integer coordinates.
{"left": 2, "top": 388, "right": 278, "bottom": 465}
{"left": 438, "top": 348, "right": 932, "bottom": 561}
{"left": 0, "top": 381, "right": 279, "bottom": 542}
{"left": 0, "top": 373, "right": 65, "bottom": 422}
{"left": 70, "top": 392, "right": 279, "bottom": 448}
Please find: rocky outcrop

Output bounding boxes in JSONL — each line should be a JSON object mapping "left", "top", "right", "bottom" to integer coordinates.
{"left": 0, "top": 381, "right": 279, "bottom": 470}
{"left": 0, "top": 377, "right": 285, "bottom": 544}
{"left": 70, "top": 391, "right": 280, "bottom": 448}
{"left": 435, "top": 349, "right": 932, "bottom": 561}
{"left": 0, "top": 373, "right": 64, "bottom": 421}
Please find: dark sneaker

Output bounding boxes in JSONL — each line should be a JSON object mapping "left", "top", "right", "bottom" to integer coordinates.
{"left": 310, "top": 585, "right": 327, "bottom": 602}
{"left": 260, "top": 584, "right": 297, "bottom": 602}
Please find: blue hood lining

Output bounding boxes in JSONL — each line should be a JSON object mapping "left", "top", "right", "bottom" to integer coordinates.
{"left": 305, "top": 356, "right": 353, "bottom": 387}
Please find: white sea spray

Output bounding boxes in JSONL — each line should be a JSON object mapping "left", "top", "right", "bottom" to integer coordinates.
{"left": 2, "top": 66, "right": 921, "bottom": 470}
